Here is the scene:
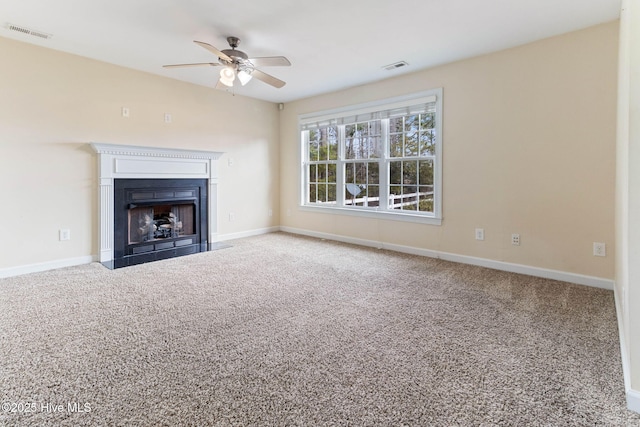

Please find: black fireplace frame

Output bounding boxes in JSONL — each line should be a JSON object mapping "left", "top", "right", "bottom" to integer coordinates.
{"left": 113, "top": 178, "right": 208, "bottom": 268}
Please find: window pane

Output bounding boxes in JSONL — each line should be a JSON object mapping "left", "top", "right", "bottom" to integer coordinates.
{"left": 370, "top": 120, "right": 382, "bottom": 136}
{"left": 318, "top": 184, "right": 327, "bottom": 202}
{"left": 309, "top": 164, "right": 317, "bottom": 183}
{"left": 345, "top": 137, "right": 355, "bottom": 160}
{"left": 355, "top": 163, "right": 367, "bottom": 184}
{"left": 367, "top": 185, "right": 379, "bottom": 207}
{"left": 390, "top": 161, "right": 402, "bottom": 185}
{"left": 390, "top": 117, "right": 403, "bottom": 133}
{"left": 390, "top": 134, "right": 403, "bottom": 158}
{"left": 368, "top": 162, "right": 379, "bottom": 184}
{"left": 421, "top": 112, "right": 435, "bottom": 129}
{"left": 328, "top": 163, "right": 337, "bottom": 183}
{"left": 418, "top": 160, "right": 434, "bottom": 186}
{"left": 419, "top": 129, "right": 435, "bottom": 156}
{"left": 345, "top": 124, "right": 356, "bottom": 160}
{"left": 405, "top": 115, "right": 419, "bottom": 133}
{"left": 318, "top": 139, "right": 328, "bottom": 161}
{"left": 317, "top": 164, "right": 327, "bottom": 182}
{"left": 403, "top": 185, "right": 418, "bottom": 211}
{"left": 368, "top": 136, "right": 381, "bottom": 158}
{"left": 327, "top": 184, "right": 337, "bottom": 202}
{"left": 308, "top": 130, "right": 319, "bottom": 162}
{"left": 402, "top": 161, "right": 417, "bottom": 185}
{"left": 418, "top": 186, "right": 434, "bottom": 213}
{"left": 405, "top": 133, "right": 418, "bottom": 156}
{"left": 327, "top": 126, "right": 338, "bottom": 160}
{"left": 309, "top": 184, "right": 317, "bottom": 203}
{"left": 389, "top": 186, "right": 401, "bottom": 209}
{"left": 345, "top": 164, "right": 353, "bottom": 183}
{"left": 361, "top": 137, "right": 370, "bottom": 159}
{"left": 346, "top": 122, "right": 382, "bottom": 160}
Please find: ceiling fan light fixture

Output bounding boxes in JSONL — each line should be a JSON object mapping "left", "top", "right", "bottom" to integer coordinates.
{"left": 219, "top": 67, "right": 235, "bottom": 87}
{"left": 237, "top": 69, "right": 253, "bottom": 86}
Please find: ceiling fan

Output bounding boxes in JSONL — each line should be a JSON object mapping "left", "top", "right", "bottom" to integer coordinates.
{"left": 163, "top": 37, "right": 291, "bottom": 89}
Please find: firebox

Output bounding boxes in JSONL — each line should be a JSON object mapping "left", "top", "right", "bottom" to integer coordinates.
{"left": 113, "top": 178, "right": 208, "bottom": 268}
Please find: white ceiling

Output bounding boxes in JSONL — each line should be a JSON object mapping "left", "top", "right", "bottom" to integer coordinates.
{"left": 0, "top": 0, "right": 621, "bottom": 103}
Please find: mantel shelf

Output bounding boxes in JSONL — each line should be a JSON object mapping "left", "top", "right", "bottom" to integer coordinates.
{"left": 91, "top": 143, "right": 224, "bottom": 161}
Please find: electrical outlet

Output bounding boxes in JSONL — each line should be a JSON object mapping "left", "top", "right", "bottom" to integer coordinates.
{"left": 268, "top": 209, "right": 273, "bottom": 217}
{"left": 122, "top": 107, "right": 129, "bottom": 118}
{"left": 59, "top": 229, "right": 71, "bottom": 241}
{"left": 164, "top": 113, "right": 172, "bottom": 123}
{"left": 511, "top": 234, "right": 520, "bottom": 246}
{"left": 475, "top": 228, "right": 484, "bottom": 241}
{"left": 229, "top": 213, "right": 235, "bottom": 222}
{"left": 593, "top": 242, "right": 606, "bottom": 257}
{"left": 228, "top": 157, "right": 234, "bottom": 167}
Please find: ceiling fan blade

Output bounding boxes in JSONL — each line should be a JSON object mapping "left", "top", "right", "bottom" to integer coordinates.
{"left": 252, "top": 69, "right": 286, "bottom": 88}
{"left": 194, "top": 40, "right": 233, "bottom": 63}
{"left": 248, "top": 56, "right": 291, "bottom": 67}
{"left": 163, "top": 62, "right": 221, "bottom": 68}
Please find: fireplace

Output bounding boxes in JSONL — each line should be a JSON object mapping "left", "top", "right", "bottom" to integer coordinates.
{"left": 113, "top": 178, "right": 208, "bottom": 268}
{"left": 91, "top": 143, "right": 223, "bottom": 269}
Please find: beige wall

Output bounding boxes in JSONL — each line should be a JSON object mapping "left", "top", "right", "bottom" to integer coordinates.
{"left": 616, "top": 0, "right": 640, "bottom": 408}
{"left": 0, "top": 36, "right": 280, "bottom": 270}
{"left": 280, "top": 21, "right": 619, "bottom": 280}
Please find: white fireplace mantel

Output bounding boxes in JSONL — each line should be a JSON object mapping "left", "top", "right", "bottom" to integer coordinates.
{"left": 90, "top": 143, "right": 224, "bottom": 266}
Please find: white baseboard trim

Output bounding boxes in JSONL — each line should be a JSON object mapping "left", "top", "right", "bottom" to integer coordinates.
{"left": 614, "top": 286, "right": 640, "bottom": 414}
{"left": 0, "top": 255, "right": 97, "bottom": 279}
{"left": 280, "top": 226, "right": 614, "bottom": 290}
{"left": 217, "top": 226, "right": 281, "bottom": 242}
{"left": 0, "top": 227, "right": 280, "bottom": 279}
{"left": 628, "top": 389, "right": 640, "bottom": 414}
{"left": 0, "top": 226, "right": 615, "bottom": 292}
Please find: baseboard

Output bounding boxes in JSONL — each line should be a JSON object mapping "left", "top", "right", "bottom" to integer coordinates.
{"left": 614, "top": 285, "right": 640, "bottom": 414}
{"left": 280, "top": 226, "right": 614, "bottom": 290}
{"left": 0, "top": 226, "right": 615, "bottom": 292}
{"left": 0, "top": 255, "right": 97, "bottom": 279}
{"left": 0, "top": 227, "right": 279, "bottom": 279}
{"left": 217, "top": 226, "right": 281, "bottom": 242}
{"left": 628, "top": 389, "right": 640, "bottom": 414}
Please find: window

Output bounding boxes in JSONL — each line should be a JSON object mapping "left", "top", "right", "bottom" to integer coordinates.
{"left": 300, "top": 89, "right": 442, "bottom": 224}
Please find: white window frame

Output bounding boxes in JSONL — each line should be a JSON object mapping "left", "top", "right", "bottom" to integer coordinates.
{"left": 298, "top": 88, "right": 443, "bottom": 226}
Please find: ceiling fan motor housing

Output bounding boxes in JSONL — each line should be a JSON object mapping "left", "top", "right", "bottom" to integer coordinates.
{"left": 219, "top": 36, "right": 249, "bottom": 66}
{"left": 220, "top": 48, "right": 248, "bottom": 65}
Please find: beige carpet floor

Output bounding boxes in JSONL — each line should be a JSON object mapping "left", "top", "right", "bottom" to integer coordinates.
{"left": 1, "top": 232, "right": 639, "bottom": 426}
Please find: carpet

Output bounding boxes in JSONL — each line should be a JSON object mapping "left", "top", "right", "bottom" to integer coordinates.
{"left": 1, "top": 232, "right": 638, "bottom": 426}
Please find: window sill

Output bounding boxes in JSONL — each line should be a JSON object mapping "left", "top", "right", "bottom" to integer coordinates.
{"left": 299, "top": 204, "right": 442, "bottom": 225}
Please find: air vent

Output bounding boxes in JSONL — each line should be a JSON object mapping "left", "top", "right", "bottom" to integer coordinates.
{"left": 5, "top": 23, "right": 52, "bottom": 40}
{"left": 383, "top": 61, "right": 409, "bottom": 71}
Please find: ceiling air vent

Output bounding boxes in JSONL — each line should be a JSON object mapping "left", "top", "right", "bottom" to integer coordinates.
{"left": 383, "top": 61, "right": 409, "bottom": 71}
{"left": 5, "top": 23, "right": 52, "bottom": 40}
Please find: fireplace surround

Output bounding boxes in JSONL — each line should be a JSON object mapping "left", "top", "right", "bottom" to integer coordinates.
{"left": 91, "top": 143, "right": 223, "bottom": 269}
